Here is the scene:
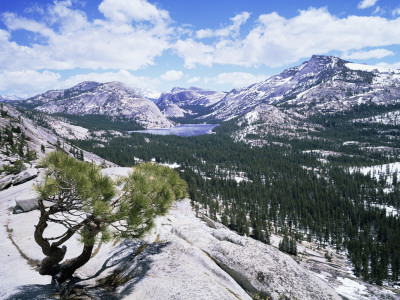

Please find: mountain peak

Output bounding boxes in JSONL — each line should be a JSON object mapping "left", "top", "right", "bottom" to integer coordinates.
{"left": 303, "top": 55, "right": 344, "bottom": 71}
{"left": 206, "top": 54, "right": 400, "bottom": 120}
{"left": 70, "top": 81, "right": 101, "bottom": 91}
{"left": 170, "top": 87, "right": 186, "bottom": 93}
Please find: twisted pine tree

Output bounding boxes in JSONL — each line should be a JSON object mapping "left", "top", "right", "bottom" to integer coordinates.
{"left": 34, "top": 151, "right": 187, "bottom": 286}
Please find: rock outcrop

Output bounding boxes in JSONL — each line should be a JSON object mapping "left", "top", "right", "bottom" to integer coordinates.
{"left": 12, "top": 168, "right": 38, "bottom": 185}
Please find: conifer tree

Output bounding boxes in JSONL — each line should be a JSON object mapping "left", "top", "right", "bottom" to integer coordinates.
{"left": 34, "top": 151, "right": 188, "bottom": 286}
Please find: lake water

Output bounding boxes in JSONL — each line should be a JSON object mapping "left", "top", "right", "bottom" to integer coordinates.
{"left": 129, "top": 124, "right": 219, "bottom": 137}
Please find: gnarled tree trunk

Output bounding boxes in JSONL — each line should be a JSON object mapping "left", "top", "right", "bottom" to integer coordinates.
{"left": 34, "top": 205, "right": 67, "bottom": 277}
{"left": 35, "top": 200, "right": 101, "bottom": 284}
{"left": 54, "top": 227, "right": 100, "bottom": 284}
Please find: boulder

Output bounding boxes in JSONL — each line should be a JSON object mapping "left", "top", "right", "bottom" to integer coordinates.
{"left": 15, "top": 196, "right": 39, "bottom": 212}
{"left": 202, "top": 215, "right": 217, "bottom": 229}
{"left": 12, "top": 168, "right": 38, "bottom": 185}
{"left": 14, "top": 196, "right": 53, "bottom": 213}
{"left": 0, "top": 175, "right": 14, "bottom": 191}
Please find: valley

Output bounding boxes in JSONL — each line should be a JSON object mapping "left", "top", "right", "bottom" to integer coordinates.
{"left": 1, "top": 54, "right": 400, "bottom": 299}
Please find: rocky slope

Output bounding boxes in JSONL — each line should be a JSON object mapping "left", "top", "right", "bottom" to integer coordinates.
{"left": 204, "top": 55, "right": 400, "bottom": 121}
{"left": 23, "top": 81, "right": 173, "bottom": 129}
{"left": 0, "top": 103, "right": 115, "bottom": 192}
{"left": 232, "top": 103, "right": 322, "bottom": 146}
{"left": 1, "top": 170, "right": 397, "bottom": 299}
{"left": 0, "top": 167, "right": 338, "bottom": 299}
{"left": 157, "top": 87, "right": 226, "bottom": 118}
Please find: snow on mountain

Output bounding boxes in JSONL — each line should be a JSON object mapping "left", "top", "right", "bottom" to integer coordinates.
{"left": 0, "top": 95, "right": 23, "bottom": 101}
{"left": 25, "top": 81, "right": 173, "bottom": 129}
{"left": 158, "top": 87, "right": 226, "bottom": 107}
{"left": 354, "top": 110, "right": 400, "bottom": 125}
{"left": 157, "top": 87, "right": 226, "bottom": 118}
{"left": 233, "top": 103, "right": 319, "bottom": 145}
{"left": 345, "top": 62, "right": 400, "bottom": 74}
{"left": 205, "top": 55, "right": 400, "bottom": 121}
{"left": 350, "top": 162, "right": 400, "bottom": 188}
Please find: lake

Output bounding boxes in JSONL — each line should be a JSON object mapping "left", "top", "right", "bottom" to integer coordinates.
{"left": 129, "top": 124, "right": 219, "bottom": 137}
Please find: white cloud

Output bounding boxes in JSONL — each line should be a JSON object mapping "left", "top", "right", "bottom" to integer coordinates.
{"left": 0, "top": 0, "right": 171, "bottom": 71}
{"left": 24, "top": 4, "right": 45, "bottom": 15}
{"left": 161, "top": 70, "right": 184, "bottom": 81}
{"left": 358, "top": 0, "right": 378, "bottom": 9}
{"left": 3, "top": 2, "right": 400, "bottom": 97}
{"left": 205, "top": 72, "right": 268, "bottom": 88}
{"left": 0, "top": 70, "right": 61, "bottom": 98}
{"left": 187, "top": 77, "right": 200, "bottom": 84}
{"left": 2, "top": 12, "right": 54, "bottom": 37}
{"left": 0, "top": 69, "right": 163, "bottom": 98}
{"left": 176, "top": 7, "right": 400, "bottom": 68}
{"left": 61, "top": 70, "right": 160, "bottom": 90}
{"left": 175, "top": 38, "right": 214, "bottom": 68}
{"left": 372, "top": 6, "right": 383, "bottom": 15}
{"left": 196, "top": 12, "right": 250, "bottom": 39}
{"left": 98, "top": 0, "right": 169, "bottom": 24}
{"left": 60, "top": 70, "right": 162, "bottom": 98}
{"left": 342, "top": 48, "right": 394, "bottom": 60}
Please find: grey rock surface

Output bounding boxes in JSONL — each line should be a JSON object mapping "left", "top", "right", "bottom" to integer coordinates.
{"left": 15, "top": 196, "right": 39, "bottom": 212}
{"left": 12, "top": 168, "right": 38, "bottom": 185}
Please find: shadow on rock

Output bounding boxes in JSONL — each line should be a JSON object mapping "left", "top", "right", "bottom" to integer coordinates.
{"left": 102, "top": 239, "right": 171, "bottom": 298}
{"left": 5, "top": 284, "right": 56, "bottom": 300}
{"left": 8, "top": 239, "right": 170, "bottom": 299}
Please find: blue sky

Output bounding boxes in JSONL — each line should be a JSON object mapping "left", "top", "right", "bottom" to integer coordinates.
{"left": 1, "top": 0, "right": 400, "bottom": 98}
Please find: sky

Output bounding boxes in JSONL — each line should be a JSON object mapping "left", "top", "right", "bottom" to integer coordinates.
{"left": 1, "top": 0, "right": 400, "bottom": 99}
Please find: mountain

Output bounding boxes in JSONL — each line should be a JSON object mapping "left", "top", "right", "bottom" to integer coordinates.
{"left": 0, "top": 95, "right": 23, "bottom": 102}
{"left": 156, "top": 87, "right": 226, "bottom": 118}
{"left": 23, "top": 81, "right": 173, "bottom": 129}
{"left": 205, "top": 55, "right": 400, "bottom": 121}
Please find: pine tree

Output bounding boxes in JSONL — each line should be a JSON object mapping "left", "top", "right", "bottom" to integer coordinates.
{"left": 34, "top": 151, "right": 188, "bottom": 286}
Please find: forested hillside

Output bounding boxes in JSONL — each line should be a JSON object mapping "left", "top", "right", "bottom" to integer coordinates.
{"left": 76, "top": 102, "right": 400, "bottom": 286}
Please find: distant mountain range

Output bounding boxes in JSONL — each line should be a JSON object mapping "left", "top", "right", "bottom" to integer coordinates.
{"left": 0, "top": 95, "right": 23, "bottom": 101}
{"left": 21, "top": 81, "right": 173, "bottom": 129}
{"left": 149, "top": 55, "right": 400, "bottom": 125}
{"left": 11, "top": 54, "right": 400, "bottom": 132}
{"left": 156, "top": 87, "right": 227, "bottom": 118}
